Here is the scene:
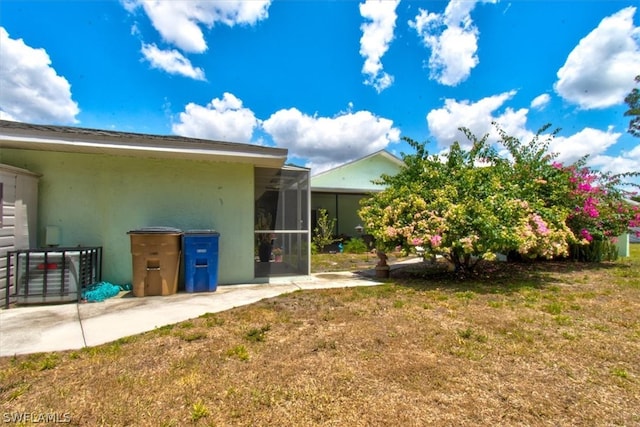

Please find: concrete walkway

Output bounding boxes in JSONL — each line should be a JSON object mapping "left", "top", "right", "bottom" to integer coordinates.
{"left": 0, "top": 271, "right": 388, "bottom": 357}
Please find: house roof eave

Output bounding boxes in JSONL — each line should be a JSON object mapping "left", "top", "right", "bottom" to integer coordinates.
{"left": 0, "top": 120, "right": 288, "bottom": 168}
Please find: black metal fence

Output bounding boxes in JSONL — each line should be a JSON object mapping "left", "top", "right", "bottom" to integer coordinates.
{"left": 4, "top": 247, "right": 102, "bottom": 308}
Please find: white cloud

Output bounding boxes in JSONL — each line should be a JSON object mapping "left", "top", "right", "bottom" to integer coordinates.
{"left": 262, "top": 108, "right": 400, "bottom": 172}
{"left": 590, "top": 150, "right": 640, "bottom": 179}
{"left": 125, "top": 0, "right": 271, "bottom": 53}
{"left": 173, "top": 97, "right": 401, "bottom": 172}
{"left": 548, "top": 126, "right": 621, "bottom": 164}
{"left": 425, "top": 91, "right": 638, "bottom": 177}
{"left": 172, "top": 92, "right": 259, "bottom": 142}
{"left": 359, "top": 0, "right": 399, "bottom": 93}
{"left": 627, "top": 144, "right": 640, "bottom": 159}
{"left": 409, "top": 0, "right": 497, "bottom": 86}
{"left": 426, "top": 90, "right": 530, "bottom": 148}
{"left": 0, "top": 27, "right": 79, "bottom": 124}
{"left": 530, "top": 93, "right": 551, "bottom": 110}
{"left": 588, "top": 142, "right": 640, "bottom": 186}
{"left": 141, "top": 43, "right": 206, "bottom": 80}
{"left": 554, "top": 6, "right": 640, "bottom": 109}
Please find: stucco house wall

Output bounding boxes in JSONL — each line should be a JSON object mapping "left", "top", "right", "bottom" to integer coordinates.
{"left": 311, "top": 150, "right": 403, "bottom": 193}
{"left": 0, "top": 120, "right": 297, "bottom": 287}
{"left": 1, "top": 149, "right": 255, "bottom": 285}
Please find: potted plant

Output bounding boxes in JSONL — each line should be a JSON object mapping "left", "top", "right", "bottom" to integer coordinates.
{"left": 272, "top": 247, "right": 283, "bottom": 262}
{"left": 256, "top": 209, "right": 273, "bottom": 262}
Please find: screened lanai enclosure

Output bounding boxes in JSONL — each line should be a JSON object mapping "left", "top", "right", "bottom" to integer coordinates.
{"left": 254, "top": 166, "right": 310, "bottom": 278}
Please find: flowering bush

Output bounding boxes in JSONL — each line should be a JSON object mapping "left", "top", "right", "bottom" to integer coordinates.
{"left": 548, "top": 161, "right": 640, "bottom": 260}
{"left": 559, "top": 163, "right": 640, "bottom": 239}
{"left": 360, "top": 125, "right": 639, "bottom": 272}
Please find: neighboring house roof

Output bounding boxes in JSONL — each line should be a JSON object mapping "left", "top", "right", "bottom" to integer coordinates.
{"left": 0, "top": 120, "right": 288, "bottom": 168}
{"left": 311, "top": 150, "right": 404, "bottom": 193}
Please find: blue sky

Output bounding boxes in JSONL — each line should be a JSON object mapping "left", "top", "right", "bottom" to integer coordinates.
{"left": 1, "top": 0, "right": 639, "bottom": 179}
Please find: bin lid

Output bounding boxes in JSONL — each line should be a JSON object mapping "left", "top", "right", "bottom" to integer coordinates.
{"left": 184, "top": 229, "right": 219, "bottom": 235}
{"left": 128, "top": 226, "right": 182, "bottom": 234}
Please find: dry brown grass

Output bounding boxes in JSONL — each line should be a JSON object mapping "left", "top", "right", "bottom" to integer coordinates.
{"left": 1, "top": 247, "right": 639, "bottom": 426}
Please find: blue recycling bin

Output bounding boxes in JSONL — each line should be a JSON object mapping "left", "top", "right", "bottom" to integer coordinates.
{"left": 183, "top": 230, "right": 220, "bottom": 293}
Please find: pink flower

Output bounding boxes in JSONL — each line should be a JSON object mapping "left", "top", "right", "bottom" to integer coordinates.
{"left": 581, "top": 229, "right": 593, "bottom": 242}
{"left": 430, "top": 235, "right": 442, "bottom": 248}
{"left": 582, "top": 197, "right": 599, "bottom": 218}
{"left": 411, "top": 237, "right": 424, "bottom": 246}
{"left": 586, "top": 207, "right": 599, "bottom": 218}
{"left": 532, "top": 214, "right": 549, "bottom": 235}
{"left": 578, "top": 182, "right": 592, "bottom": 192}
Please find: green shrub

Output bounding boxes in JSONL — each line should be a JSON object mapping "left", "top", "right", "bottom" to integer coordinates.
{"left": 343, "top": 238, "right": 368, "bottom": 254}
{"left": 312, "top": 209, "right": 338, "bottom": 252}
{"left": 570, "top": 239, "right": 619, "bottom": 262}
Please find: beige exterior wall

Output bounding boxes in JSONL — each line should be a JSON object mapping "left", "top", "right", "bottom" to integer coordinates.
{"left": 1, "top": 149, "right": 255, "bottom": 286}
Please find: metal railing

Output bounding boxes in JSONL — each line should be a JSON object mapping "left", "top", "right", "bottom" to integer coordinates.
{"left": 4, "top": 247, "right": 102, "bottom": 308}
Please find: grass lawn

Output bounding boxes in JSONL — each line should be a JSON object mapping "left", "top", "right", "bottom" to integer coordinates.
{"left": 1, "top": 246, "right": 639, "bottom": 426}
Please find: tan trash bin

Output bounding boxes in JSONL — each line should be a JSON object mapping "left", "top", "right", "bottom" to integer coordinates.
{"left": 128, "top": 227, "right": 182, "bottom": 297}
